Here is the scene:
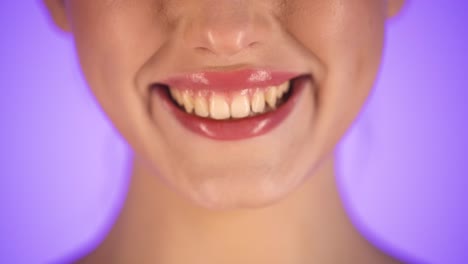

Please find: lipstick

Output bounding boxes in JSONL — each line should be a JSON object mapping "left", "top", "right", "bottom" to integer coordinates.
{"left": 153, "top": 69, "right": 308, "bottom": 140}
{"left": 162, "top": 69, "right": 297, "bottom": 92}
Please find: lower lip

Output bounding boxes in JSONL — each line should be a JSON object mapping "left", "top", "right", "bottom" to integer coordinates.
{"left": 153, "top": 78, "right": 308, "bottom": 141}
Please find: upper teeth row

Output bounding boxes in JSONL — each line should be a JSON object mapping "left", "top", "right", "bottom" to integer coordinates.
{"left": 169, "top": 81, "right": 291, "bottom": 120}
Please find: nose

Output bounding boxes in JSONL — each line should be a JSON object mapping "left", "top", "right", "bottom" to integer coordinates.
{"left": 183, "top": 1, "right": 270, "bottom": 57}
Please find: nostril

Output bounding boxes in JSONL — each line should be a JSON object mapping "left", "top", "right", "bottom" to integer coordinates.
{"left": 194, "top": 46, "right": 216, "bottom": 55}
{"left": 247, "top": 41, "right": 260, "bottom": 49}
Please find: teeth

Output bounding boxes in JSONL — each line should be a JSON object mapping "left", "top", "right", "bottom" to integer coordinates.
{"left": 210, "top": 94, "right": 230, "bottom": 120}
{"left": 277, "top": 81, "right": 289, "bottom": 98}
{"left": 251, "top": 90, "right": 266, "bottom": 113}
{"left": 170, "top": 89, "right": 183, "bottom": 105}
{"left": 168, "top": 80, "right": 291, "bottom": 119}
{"left": 182, "top": 91, "right": 194, "bottom": 113}
{"left": 194, "top": 95, "right": 209, "bottom": 117}
{"left": 231, "top": 94, "right": 251, "bottom": 119}
{"left": 265, "top": 86, "right": 277, "bottom": 108}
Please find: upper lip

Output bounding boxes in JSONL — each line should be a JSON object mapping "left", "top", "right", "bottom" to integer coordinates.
{"left": 156, "top": 68, "right": 307, "bottom": 92}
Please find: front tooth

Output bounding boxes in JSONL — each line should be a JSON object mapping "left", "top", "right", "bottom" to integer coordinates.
{"left": 182, "top": 91, "right": 194, "bottom": 113}
{"left": 265, "top": 86, "right": 277, "bottom": 108}
{"left": 194, "top": 95, "right": 209, "bottom": 117}
{"left": 210, "top": 94, "right": 230, "bottom": 120}
{"left": 231, "top": 94, "right": 250, "bottom": 118}
{"left": 251, "top": 90, "right": 266, "bottom": 113}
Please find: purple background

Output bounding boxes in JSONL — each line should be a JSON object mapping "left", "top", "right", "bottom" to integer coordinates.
{"left": 1, "top": 1, "right": 467, "bottom": 263}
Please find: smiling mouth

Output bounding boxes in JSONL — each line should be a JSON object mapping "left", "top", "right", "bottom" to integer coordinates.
{"left": 162, "top": 79, "right": 293, "bottom": 120}
{"left": 151, "top": 69, "right": 312, "bottom": 140}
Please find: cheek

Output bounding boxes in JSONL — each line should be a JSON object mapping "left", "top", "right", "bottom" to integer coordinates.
{"left": 68, "top": 2, "right": 168, "bottom": 128}
{"left": 286, "top": 0, "right": 386, "bottom": 157}
{"left": 287, "top": 1, "right": 386, "bottom": 79}
{"left": 71, "top": 7, "right": 158, "bottom": 85}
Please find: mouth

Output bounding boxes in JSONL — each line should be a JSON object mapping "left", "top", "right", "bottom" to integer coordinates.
{"left": 151, "top": 69, "right": 313, "bottom": 140}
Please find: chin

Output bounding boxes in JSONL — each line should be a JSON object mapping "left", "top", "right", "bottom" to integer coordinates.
{"left": 166, "top": 165, "right": 304, "bottom": 210}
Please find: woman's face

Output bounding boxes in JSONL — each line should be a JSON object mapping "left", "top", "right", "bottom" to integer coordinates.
{"left": 45, "top": 0, "right": 403, "bottom": 209}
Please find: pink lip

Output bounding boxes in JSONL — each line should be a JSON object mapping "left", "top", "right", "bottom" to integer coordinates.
{"left": 161, "top": 69, "right": 300, "bottom": 91}
{"left": 154, "top": 69, "right": 309, "bottom": 140}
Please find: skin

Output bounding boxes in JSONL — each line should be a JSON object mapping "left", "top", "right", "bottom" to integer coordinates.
{"left": 44, "top": 0, "right": 405, "bottom": 263}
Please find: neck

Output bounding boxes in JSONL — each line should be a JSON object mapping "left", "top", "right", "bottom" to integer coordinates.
{"left": 96, "top": 155, "right": 367, "bottom": 263}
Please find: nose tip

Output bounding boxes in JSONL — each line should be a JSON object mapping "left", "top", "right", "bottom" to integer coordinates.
{"left": 198, "top": 28, "right": 258, "bottom": 56}
{"left": 183, "top": 5, "right": 267, "bottom": 57}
